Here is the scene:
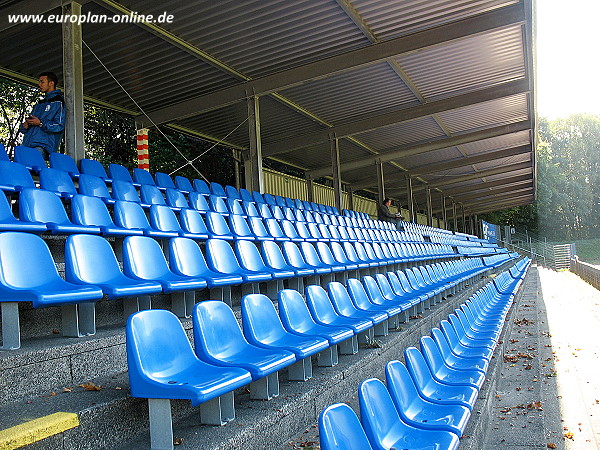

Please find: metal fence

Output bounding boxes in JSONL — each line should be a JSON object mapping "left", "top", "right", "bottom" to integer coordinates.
{"left": 571, "top": 256, "right": 600, "bottom": 290}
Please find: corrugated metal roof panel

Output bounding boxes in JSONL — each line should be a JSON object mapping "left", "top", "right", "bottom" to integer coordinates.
{"left": 400, "top": 146, "right": 465, "bottom": 169}
{"left": 353, "top": 0, "right": 518, "bottom": 40}
{"left": 438, "top": 93, "right": 529, "bottom": 134}
{"left": 396, "top": 25, "right": 525, "bottom": 100}
{"left": 357, "top": 116, "right": 445, "bottom": 149}
{"left": 459, "top": 130, "right": 531, "bottom": 155}
{"left": 280, "top": 62, "right": 419, "bottom": 123}
{"left": 473, "top": 153, "right": 531, "bottom": 171}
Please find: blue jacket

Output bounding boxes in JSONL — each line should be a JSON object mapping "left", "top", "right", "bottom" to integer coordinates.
{"left": 19, "top": 89, "right": 66, "bottom": 153}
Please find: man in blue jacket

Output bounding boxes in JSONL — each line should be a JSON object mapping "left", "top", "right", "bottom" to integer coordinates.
{"left": 19, "top": 72, "right": 66, "bottom": 159}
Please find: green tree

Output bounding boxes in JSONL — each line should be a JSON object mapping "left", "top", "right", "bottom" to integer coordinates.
{"left": 0, "top": 78, "right": 40, "bottom": 155}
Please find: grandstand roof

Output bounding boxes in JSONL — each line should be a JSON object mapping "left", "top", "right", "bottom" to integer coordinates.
{"left": 0, "top": 0, "right": 536, "bottom": 216}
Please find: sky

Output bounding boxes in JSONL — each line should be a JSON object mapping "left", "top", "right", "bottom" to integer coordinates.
{"left": 536, "top": 0, "right": 600, "bottom": 119}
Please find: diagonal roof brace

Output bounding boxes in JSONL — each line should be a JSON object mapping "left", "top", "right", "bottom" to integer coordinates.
{"left": 135, "top": 2, "right": 526, "bottom": 127}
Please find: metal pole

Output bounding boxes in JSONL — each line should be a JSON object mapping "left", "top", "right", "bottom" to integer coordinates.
{"left": 330, "top": 133, "right": 343, "bottom": 213}
{"left": 244, "top": 94, "right": 264, "bottom": 193}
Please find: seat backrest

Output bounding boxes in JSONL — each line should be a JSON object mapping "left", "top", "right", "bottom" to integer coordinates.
{"left": 133, "top": 168, "right": 155, "bottom": 186}
{"left": 420, "top": 335, "right": 447, "bottom": 374}
{"left": 188, "top": 191, "right": 210, "bottom": 213}
{"left": 257, "top": 202, "right": 272, "bottom": 219}
{"left": 260, "top": 240, "right": 290, "bottom": 270}
{"left": 0, "top": 191, "right": 16, "bottom": 222}
{"left": 155, "top": 172, "right": 176, "bottom": 190}
{"left": 77, "top": 174, "right": 111, "bottom": 200}
{"left": 140, "top": 184, "right": 166, "bottom": 206}
{"left": 374, "top": 273, "right": 396, "bottom": 299}
{"left": 208, "top": 194, "right": 228, "bottom": 214}
{"left": 294, "top": 221, "right": 313, "bottom": 240}
{"left": 192, "top": 300, "right": 248, "bottom": 360}
{"left": 247, "top": 217, "right": 270, "bottom": 239}
{"left": 403, "top": 346, "right": 432, "bottom": 390}
{"left": 226, "top": 198, "right": 245, "bottom": 216}
{"left": 327, "top": 282, "right": 359, "bottom": 317}
{"left": 112, "top": 180, "right": 142, "bottom": 203}
{"left": 330, "top": 242, "right": 350, "bottom": 264}
{"left": 241, "top": 294, "right": 288, "bottom": 344}
{"left": 149, "top": 204, "right": 184, "bottom": 233}
{"left": 39, "top": 167, "right": 77, "bottom": 197}
{"left": 192, "top": 179, "right": 211, "bottom": 196}
{"left": 224, "top": 185, "right": 240, "bottom": 200}
{"left": 0, "top": 231, "right": 61, "bottom": 288}
{"left": 209, "top": 181, "right": 226, "bottom": 197}
{"left": 165, "top": 188, "right": 189, "bottom": 209}
{"left": 205, "top": 211, "right": 233, "bottom": 238}
{"left": 278, "top": 220, "right": 298, "bottom": 239}
{"left": 282, "top": 241, "right": 309, "bottom": 269}
{"left": 263, "top": 193, "right": 276, "bottom": 206}
{"left": 14, "top": 145, "right": 46, "bottom": 171}
{"left": 252, "top": 190, "right": 265, "bottom": 204}
{"left": 122, "top": 235, "right": 171, "bottom": 279}
{"left": 316, "top": 242, "right": 337, "bottom": 265}
{"left": 346, "top": 278, "right": 373, "bottom": 310}
{"left": 384, "top": 360, "right": 421, "bottom": 416}
{"left": 305, "top": 285, "right": 338, "bottom": 324}
{"left": 358, "top": 378, "right": 404, "bottom": 448}
{"left": 0, "top": 143, "right": 8, "bottom": 161}
{"left": 19, "top": 188, "right": 70, "bottom": 224}
{"left": 274, "top": 195, "right": 286, "bottom": 208}
{"left": 71, "top": 194, "right": 116, "bottom": 228}
{"left": 65, "top": 234, "right": 123, "bottom": 284}
{"left": 205, "top": 238, "right": 243, "bottom": 274}
{"left": 235, "top": 240, "right": 268, "bottom": 272}
{"left": 277, "top": 289, "right": 319, "bottom": 333}
{"left": 342, "top": 241, "right": 360, "bottom": 263}
{"left": 270, "top": 205, "right": 284, "bottom": 220}
{"left": 80, "top": 158, "right": 109, "bottom": 180}
{"left": 0, "top": 160, "right": 36, "bottom": 191}
{"left": 362, "top": 276, "right": 386, "bottom": 304}
{"left": 49, "top": 152, "right": 79, "bottom": 176}
{"left": 179, "top": 208, "right": 209, "bottom": 235}
{"left": 319, "top": 403, "right": 373, "bottom": 450}
{"left": 126, "top": 309, "right": 200, "bottom": 390}
{"left": 242, "top": 201, "right": 259, "bottom": 218}
{"left": 174, "top": 175, "right": 193, "bottom": 192}
{"left": 108, "top": 163, "right": 134, "bottom": 183}
{"left": 300, "top": 241, "right": 325, "bottom": 267}
{"left": 239, "top": 188, "right": 253, "bottom": 203}
{"left": 168, "top": 237, "right": 211, "bottom": 277}
{"left": 114, "top": 200, "right": 152, "bottom": 231}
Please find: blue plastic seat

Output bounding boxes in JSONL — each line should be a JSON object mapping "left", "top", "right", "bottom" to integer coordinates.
{"left": 205, "top": 238, "right": 272, "bottom": 285}
{"left": 242, "top": 201, "right": 260, "bottom": 218}
{"left": 294, "top": 221, "right": 318, "bottom": 242}
{"left": 0, "top": 232, "right": 103, "bottom": 348}
{"left": 385, "top": 360, "right": 471, "bottom": 437}
{"left": 252, "top": 191, "right": 266, "bottom": 204}
{"left": 193, "top": 301, "right": 296, "bottom": 399}
{"left": 305, "top": 285, "right": 372, "bottom": 339}
{"left": 226, "top": 198, "right": 245, "bottom": 216}
{"left": 204, "top": 211, "right": 234, "bottom": 240}
{"left": 193, "top": 179, "right": 211, "bottom": 196}
{"left": 247, "top": 216, "right": 274, "bottom": 241}
{"left": 267, "top": 219, "right": 293, "bottom": 242}
{"left": 228, "top": 214, "right": 256, "bottom": 240}
{"left": 269, "top": 205, "right": 285, "bottom": 221}
{"left": 327, "top": 282, "right": 388, "bottom": 329}
{"left": 140, "top": 184, "right": 166, "bottom": 207}
{"left": 274, "top": 195, "right": 286, "bottom": 208}
{"left": 235, "top": 240, "right": 295, "bottom": 281}
{"left": 149, "top": 205, "right": 197, "bottom": 238}
{"left": 361, "top": 276, "right": 405, "bottom": 321}
{"left": 77, "top": 174, "right": 114, "bottom": 203}
{"left": 80, "top": 159, "right": 110, "bottom": 182}
{"left": 299, "top": 241, "right": 335, "bottom": 275}
{"left": 155, "top": 172, "right": 176, "bottom": 190}
{"left": 319, "top": 403, "right": 374, "bottom": 450}
{"left": 259, "top": 241, "right": 304, "bottom": 291}
{"left": 169, "top": 237, "right": 242, "bottom": 288}
{"left": 0, "top": 143, "right": 8, "bottom": 161}
{"left": 315, "top": 242, "right": 348, "bottom": 273}
{"left": 112, "top": 180, "right": 148, "bottom": 207}
{"left": 403, "top": 347, "right": 478, "bottom": 410}
{"left": 0, "top": 192, "right": 47, "bottom": 233}
{"left": 375, "top": 273, "right": 418, "bottom": 310}
{"left": 126, "top": 309, "right": 252, "bottom": 448}
{"left": 242, "top": 293, "right": 329, "bottom": 380}
{"left": 174, "top": 175, "right": 193, "bottom": 193}
{"left": 65, "top": 234, "right": 162, "bottom": 304}
{"left": 282, "top": 241, "right": 318, "bottom": 277}
{"left": 262, "top": 193, "right": 276, "bottom": 206}
{"left": 257, "top": 202, "right": 273, "bottom": 219}
{"left": 49, "top": 153, "right": 80, "bottom": 179}
{"left": 358, "top": 378, "right": 460, "bottom": 450}
{"left": 439, "top": 319, "right": 494, "bottom": 360}
{"left": 19, "top": 188, "right": 101, "bottom": 235}
{"left": 209, "top": 181, "right": 227, "bottom": 197}
{"left": 71, "top": 194, "right": 142, "bottom": 236}
{"left": 430, "top": 327, "right": 489, "bottom": 373}
{"left": 165, "top": 188, "right": 189, "bottom": 209}
{"left": 133, "top": 168, "right": 155, "bottom": 186}
{"left": 239, "top": 188, "right": 253, "bottom": 203}
{"left": 277, "top": 289, "right": 355, "bottom": 361}
{"left": 225, "top": 185, "right": 240, "bottom": 200}
{"left": 113, "top": 201, "right": 177, "bottom": 239}
{"left": 178, "top": 209, "right": 210, "bottom": 239}
{"left": 329, "top": 242, "right": 359, "bottom": 271}
{"left": 346, "top": 278, "right": 393, "bottom": 322}
{"left": 13, "top": 145, "right": 47, "bottom": 173}
{"left": 208, "top": 194, "right": 229, "bottom": 215}
{"left": 188, "top": 191, "right": 211, "bottom": 214}
{"left": 341, "top": 242, "right": 370, "bottom": 270}
{"left": 39, "top": 167, "right": 78, "bottom": 198}
{"left": 123, "top": 235, "right": 207, "bottom": 317}
{"left": 0, "top": 160, "right": 36, "bottom": 193}
{"left": 108, "top": 163, "right": 135, "bottom": 184}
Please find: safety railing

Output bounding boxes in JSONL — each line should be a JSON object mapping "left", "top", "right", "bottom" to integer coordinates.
{"left": 570, "top": 256, "right": 600, "bottom": 290}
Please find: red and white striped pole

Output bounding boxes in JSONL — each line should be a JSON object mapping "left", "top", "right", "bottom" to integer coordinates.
{"left": 136, "top": 128, "right": 149, "bottom": 171}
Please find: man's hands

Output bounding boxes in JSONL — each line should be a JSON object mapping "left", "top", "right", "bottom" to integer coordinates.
{"left": 23, "top": 115, "right": 41, "bottom": 129}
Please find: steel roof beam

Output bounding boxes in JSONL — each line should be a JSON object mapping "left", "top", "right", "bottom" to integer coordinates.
{"left": 135, "top": 3, "right": 526, "bottom": 127}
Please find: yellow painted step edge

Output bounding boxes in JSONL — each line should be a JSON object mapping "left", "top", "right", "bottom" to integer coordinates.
{"left": 0, "top": 412, "right": 79, "bottom": 450}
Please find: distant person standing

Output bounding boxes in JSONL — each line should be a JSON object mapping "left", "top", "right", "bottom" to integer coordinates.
{"left": 377, "top": 198, "right": 405, "bottom": 229}
{"left": 19, "top": 72, "right": 66, "bottom": 160}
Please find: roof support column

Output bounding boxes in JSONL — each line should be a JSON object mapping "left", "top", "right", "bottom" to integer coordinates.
{"left": 406, "top": 175, "right": 415, "bottom": 223}
{"left": 461, "top": 204, "right": 466, "bottom": 233}
{"left": 306, "top": 176, "right": 315, "bottom": 203}
{"left": 62, "top": 1, "right": 85, "bottom": 162}
{"left": 474, "top": 214, "right": 480, "bottom": 238}
{"left": 329, "top": 133, "right": 343, "bottom": 212}
{"left": 244, "top": 94, "right": 264, "bottom": 193}
{"left": 346, "top": 186, "right": 354, "bottom": 212}
{"left": 233, "top": 149, "right": 241, "bottom": 190}
{"left": 441, "top": 194, "right": 447, "bottom": 230}
{"left": 426, "top": 185, "right": 433, "bottom": 227}
{"left": 452, "top": 201, "right": 458, "bottom": 232}
{"left": 376, "top": 160, "right": 385, "bottom": 204}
